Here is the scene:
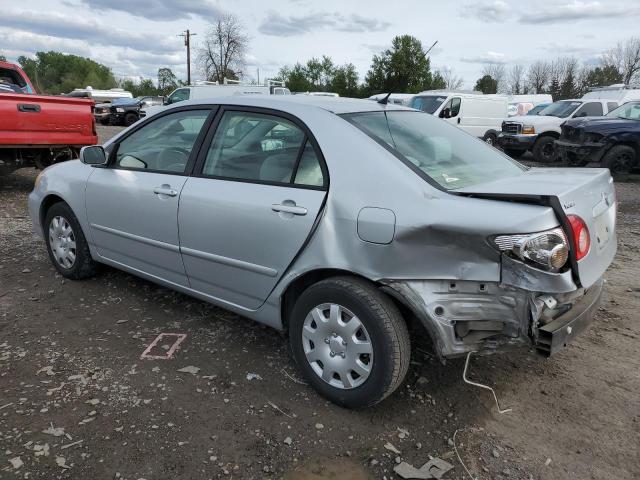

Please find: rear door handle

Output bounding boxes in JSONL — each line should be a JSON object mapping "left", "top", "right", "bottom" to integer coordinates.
{"left": 272, "top": 203, "right": 307, "bottom": 216}
{"left": 17, "top": 103, "right": 41, "bottom": 113}
{"left": 153, "top": 185, "right": 178, "bottom": 197}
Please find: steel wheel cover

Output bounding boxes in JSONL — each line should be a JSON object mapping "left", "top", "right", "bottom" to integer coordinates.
{"left": 302, "top": 303, "right": 374, "bottom": 389}
{"left": 48, "top": 216, "right": 77, "bottom": 269}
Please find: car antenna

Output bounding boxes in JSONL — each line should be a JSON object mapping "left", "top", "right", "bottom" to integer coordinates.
{"left": 378, "top": 92, "right": 392, "bottom": 105}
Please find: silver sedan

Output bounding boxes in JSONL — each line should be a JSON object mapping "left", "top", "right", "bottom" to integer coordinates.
{"left": 29, "top": 96, "right": 616, "bottom": 407}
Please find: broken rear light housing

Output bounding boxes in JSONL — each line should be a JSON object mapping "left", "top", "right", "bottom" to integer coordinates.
{"left": 493, "top": 227, "right": 569, "bottom": 271}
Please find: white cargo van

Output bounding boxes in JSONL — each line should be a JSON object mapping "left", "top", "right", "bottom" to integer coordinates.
{"left": 409, "top": 91, "right": 508, "bottom": 144}
{"left": 141, "top": 79, "right": 291, "bottom": 118}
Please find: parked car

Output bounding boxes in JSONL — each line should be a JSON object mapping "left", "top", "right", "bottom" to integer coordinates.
{"left": 0, "top": 60, "right": 97, "bottom": 175}
{"left": 29, "top": 96, "right": 616, "bottom": 408}
{"left": 555, "top": 100, "right": 640, "bottom": 174}
{"left": 94, "top": 96, "right": 164, "bottom": 126}
{"left": 499, "top": 99, "right": 618, "bottom": 162}
{"left": 409, "top": 91, "right": 508, "bottom": 145}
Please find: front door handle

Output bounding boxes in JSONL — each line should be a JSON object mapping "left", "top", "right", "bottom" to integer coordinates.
{"left": 272, "top": 203, "right": 307, "bottom": 216}
{"left": 457, "top": 118, "right": 461, "bottom": 124}
{"left": 153, "top": 185, "right": 178, "bottom": 197}
{"left": 17, "top": 103, "right": 41, "bottom": 113}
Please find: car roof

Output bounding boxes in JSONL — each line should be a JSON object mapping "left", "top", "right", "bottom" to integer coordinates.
{"left": 172, "top": 94, "right": 415, "bottom": 115}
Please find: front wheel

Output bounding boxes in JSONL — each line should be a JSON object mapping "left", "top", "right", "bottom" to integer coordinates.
{"left": 532, "top": 136, "right": 558, "bottom": 163}
{"left": 602, "top": 145, "right": 637, "bottom": 175}
{"left": 483, "top": 132, "right": 498, "bottom": 147}
{"left": 289, "top": 277, "right": 410, "bottom": 408}
{"left": 44, "top": 202, "right": 97, "bottom": 280}
{"left": 124, "top": 112, "right": 139, "bottom": 127}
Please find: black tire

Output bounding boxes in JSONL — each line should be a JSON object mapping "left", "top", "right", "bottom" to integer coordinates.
{"left": 289, "top": 276, "right": 410, "bottom": 408}
{"left": 124, "top": 112, "right": 139, "bottom": 127}
{"left": 504, "top": 148, "right": 525, "bottom": 159}
{"left": 43, "top": 202, "right": 97, "bottom": 280}
{"left": 602, "top": 145, "right": 637, "bottom": 175}
{"left": 532, "top": 136, "right": 558, "bottom": 163}
{"left": 483, "top": 132, "right": 498, "bottom": 147}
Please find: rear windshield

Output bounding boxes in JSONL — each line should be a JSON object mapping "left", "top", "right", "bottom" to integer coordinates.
{"left": 409, "top": 95, "right": 447, "bottom": 114}
{"left": 0, "top": 67, "right": 31, "bottom": 94}
{"left": 344, "top": 111, "right": 525, "bottom": 190}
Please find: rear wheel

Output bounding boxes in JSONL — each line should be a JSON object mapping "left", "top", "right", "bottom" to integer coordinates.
{"left": 532, "top": 136, "right": 558, "bottom": 163}
{"left": 602, "top": 145, "right": 637, "bottom": 175}
{"left": 289, "top": 276, "right": 410, "bottom": 408}
{"left": 504, "top": 148, "right": 525, "bottom": 159}
{"left": 44, "top": 202, "right": 97, "bottom": 280}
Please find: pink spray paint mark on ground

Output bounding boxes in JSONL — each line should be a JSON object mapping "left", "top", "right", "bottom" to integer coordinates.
{"left": 140, "top": 333, "right": 187, "bottom": 360}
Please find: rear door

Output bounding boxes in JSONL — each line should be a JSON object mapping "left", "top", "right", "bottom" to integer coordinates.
{"left": 178, "top": 107, "right": 328, "bottom": 310}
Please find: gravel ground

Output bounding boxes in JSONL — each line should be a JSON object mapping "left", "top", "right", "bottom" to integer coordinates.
{"left": 0, "top": 126, "right": 639, "bottom": 479}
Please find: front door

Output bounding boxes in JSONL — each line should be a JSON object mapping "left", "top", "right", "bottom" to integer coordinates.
{"left": 178, "top": 108, "right": 327, "bottom": 310}
{"left": 86, "top": 108, "right": 212, "bottom": 286}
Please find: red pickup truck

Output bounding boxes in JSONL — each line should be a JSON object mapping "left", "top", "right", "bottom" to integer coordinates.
{"left": 0, "top": 61, "right": 97, "bottom": 175}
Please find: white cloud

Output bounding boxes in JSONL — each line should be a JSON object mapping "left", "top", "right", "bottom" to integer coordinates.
{"left": 460, "top": 51, "right": 508, "bottom": 64}
{"left": 462, "top": 1, "right": 512, "bottom": 22}
{"left": 521, "top": 1, "right": 640, "bottom": 24}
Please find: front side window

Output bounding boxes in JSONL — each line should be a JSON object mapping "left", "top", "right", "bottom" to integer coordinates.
{"left": 345, "top": 111, "right": 525, "bottom": 190}
{"left": 409, "top": 95, "right": 447, "bottom": 114}
{"left": 168, "top": 88, "right": 190, "bottom": 104}
{"left": 449, "top": 97, "right": 461, "bottom": 117}
{"left": 607, "top": 101, "right": 640, "bottom": 120}
{"left": 201, "top": 111, "right": 324, "bottom": 187}
{"left": 574, "top": 102, "right": 603, "bottom": 117}
{"left": 115, "top": 110, "right": 209, "bottom": 173}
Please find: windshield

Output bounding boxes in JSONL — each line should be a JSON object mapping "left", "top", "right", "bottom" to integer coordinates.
{"left": 538, "top": 100, "right": 582, "bottom": 118}
{"left": 344, "top": 111, "right": 525, "bottom": 190}
{"left": 606, "top": 101, "right": 640, "bottom": 120}
{"left": 409, "top": 95, "right": 447, "bottom": 114}
{"left": 527, "top": 104, "right": 549, "bottom": 116}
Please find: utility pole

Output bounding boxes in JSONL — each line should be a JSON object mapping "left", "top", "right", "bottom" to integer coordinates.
{"left": 179, "top": 30, "right": 197, "bottom": 85}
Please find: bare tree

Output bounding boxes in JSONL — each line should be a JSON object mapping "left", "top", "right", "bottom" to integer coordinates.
{"left": 482, "top": 63, "right": 506, "bottom": 92}
{"left": 602, "top": 37, "right": 640, "bottom": 85}
{"left": 527, "top": 61, "right": 550, "bottom": 93}
{"left": 507, "top": 64, "right": 526, "bottom": 94}
{"left": 441, "top": 67, "right": 464, "bottom": 90}
{"left": 198, "top": 14, "right": 249, "bottom": 83}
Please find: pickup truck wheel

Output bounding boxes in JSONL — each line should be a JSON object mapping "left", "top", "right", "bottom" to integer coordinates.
{"left": 44, "top": 202, "right": 97, "bottom": 280}
{"left": 289, "top": 276, "right": 410, "bottom": 408}
{"left": 532, "top": 136, "right": 558, "bottom": 163}
{"left": 602, "top": 145, "right": 637, "bottom": 175}
{"left": 504, "top": 149, "right": 525, "bottom": 159}
{"left": 483, "top": 132, "right": 497, "bottom": 146}
{"left": 124, "top": 112, "right": 139, "bottom": 127}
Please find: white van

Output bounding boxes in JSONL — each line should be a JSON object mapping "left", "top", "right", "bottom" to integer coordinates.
{"left": 409, "top": 91, "right": 508, "bottom": 143}
{"left": 141, "top": 79, "right": 291, "bottom": 118}
{"left": 581, "top": 84, "right": 640, "bottom": 103}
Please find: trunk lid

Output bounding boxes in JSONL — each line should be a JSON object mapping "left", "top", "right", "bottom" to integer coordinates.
{"left": 457, "top": 168, "right": 617, "bottom": 288}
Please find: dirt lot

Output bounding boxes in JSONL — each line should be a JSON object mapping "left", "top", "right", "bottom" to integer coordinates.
{"left": 1, "top": 126, "right": 639, "bottom": 479}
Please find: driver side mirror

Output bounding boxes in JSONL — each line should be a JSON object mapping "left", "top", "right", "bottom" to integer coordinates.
{"left": 440, "top": 108, "right": 451, "bottom": 119}
{"left": 80, "top": 145, "right": 107, "bottom": 167}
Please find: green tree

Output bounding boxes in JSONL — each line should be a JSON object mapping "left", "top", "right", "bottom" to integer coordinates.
{"left": 330, "top": 63, "right": 359, "bottom": 97}
{"left": 119, "top": 78, "right": 158, "bottom": 97}
{"left": 157, "top": 68, "right": 179, "bottom": 95}
{"left": 584, "top": 65, "right": 623, "bottom": 88}
{"left": 277, "top": 57, "right": 358, "bottom": 95}
{"left": 431, "top": 71, "right": 446, "bottom": 90}
{"left": 363, "top": 35, "right": 435, "bottom": 95}
{"left": 17, "top": 51, "right": 116, "bottom": 94}
{"left": 474, "top": 74, "right": 498, "bottom": 94}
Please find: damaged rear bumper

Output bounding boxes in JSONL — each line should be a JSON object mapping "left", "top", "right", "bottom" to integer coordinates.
{"left": 381, "top": 265, "right": 604, "bottom": 359}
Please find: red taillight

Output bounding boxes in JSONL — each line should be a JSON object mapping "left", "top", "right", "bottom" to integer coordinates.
{"left": 567, "top": 214, "right": 590, "bottom": 260}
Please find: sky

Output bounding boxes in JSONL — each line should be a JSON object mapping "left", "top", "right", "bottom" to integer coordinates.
{"left": 1, "top": 0, "right": 640, "bottom": 89}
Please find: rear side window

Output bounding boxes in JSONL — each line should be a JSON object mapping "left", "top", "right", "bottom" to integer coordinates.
{"left": 574, "top": 102, "right": 603, "bottom": 117}
{"left": 201, "top": 111, "right": 325, "bottom": 188}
